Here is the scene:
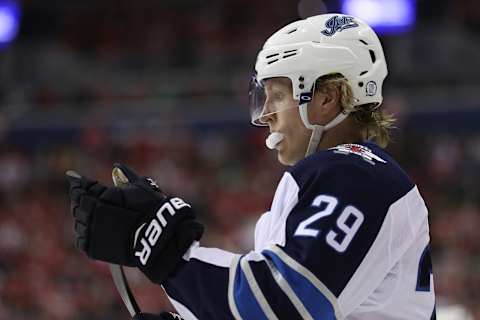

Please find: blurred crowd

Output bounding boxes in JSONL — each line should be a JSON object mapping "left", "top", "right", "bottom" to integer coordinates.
{"left": 0, "top": 0, "right": 479, "bottom": 319}
{"left": 0, "top": 123, "right": 479, "bottom": 319}
{"left": 3, "top": 0, "right": 480, "bottom": 118}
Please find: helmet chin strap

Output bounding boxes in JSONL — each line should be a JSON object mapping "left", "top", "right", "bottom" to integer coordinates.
{"left": 298, "top": 93, "right": 349, "bottom": 157}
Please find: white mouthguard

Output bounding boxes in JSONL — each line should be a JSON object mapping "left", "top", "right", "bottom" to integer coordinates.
{"left": 266, "top": 132, "right": 285, "bottom": 150}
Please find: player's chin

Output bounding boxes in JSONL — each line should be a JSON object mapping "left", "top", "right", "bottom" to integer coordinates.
{"left": 277, "top": 149, "right": 296, "bottom": 166}
{"left": 277, "top": 143, "right": 306, "bottom": 166}
{"left": 277, "top": 152, "right": 289, "bottom": 166}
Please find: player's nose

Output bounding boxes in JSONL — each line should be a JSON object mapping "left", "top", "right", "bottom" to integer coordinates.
{"left": 258, "top": 111, "right": 275, "bottom": 126}
{"left": 258, "top": 101, "right": 276, "bottom": 125}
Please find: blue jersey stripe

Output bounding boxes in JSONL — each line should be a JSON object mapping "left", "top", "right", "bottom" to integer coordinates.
{"left": 248, "top": 260, "right": 306, "bottom": 318}
{"left": 262, "top": 249, "right": 336, "bottom": 320}
{"left": 234, "top": 257, "right": 269, "bottom": 320}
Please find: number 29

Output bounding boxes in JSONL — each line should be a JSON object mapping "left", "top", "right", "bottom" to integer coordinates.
{"left": 294, "top": 195, "right": 364, "bottom": 253}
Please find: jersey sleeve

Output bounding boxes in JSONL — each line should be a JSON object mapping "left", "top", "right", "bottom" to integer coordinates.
{"left": 162, "top": 243, "right": 236, "bottom": 320}
{"left": 162, "top": 241, "right": 335, "bottom": 320}
{"left": 162, "top": 145, "right": 426, "bottom": 319}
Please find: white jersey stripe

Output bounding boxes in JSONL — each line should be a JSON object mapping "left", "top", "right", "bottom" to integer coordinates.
{"left": 263, "top": 257, "right": 314, "bottom": 320}
{"left": 240, "top": 258, "right": 279, "bottom": 320}
{"left": 184, "top": 241, "right": 236, "bottom": 267}
{"left": 228, "top": 255, "right": 243, "bottom": 320}
{"left": 265, "top": 245, "right": 344, "bottom": 319}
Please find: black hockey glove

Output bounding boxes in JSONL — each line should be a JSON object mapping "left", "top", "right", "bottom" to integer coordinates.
{"left": 133, "top": 312, "right": 183, "bottom": 320}
{"left": 66, "top": 164, "right": 204, "bottom": 281}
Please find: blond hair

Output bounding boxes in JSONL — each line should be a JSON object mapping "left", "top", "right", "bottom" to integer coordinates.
{"left": 314, "top": 73, "right": 395, "bottom": 148}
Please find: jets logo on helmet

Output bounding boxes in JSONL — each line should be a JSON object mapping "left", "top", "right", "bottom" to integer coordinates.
{"left": 321, "top": 15, "right": 359, "bottom": 36}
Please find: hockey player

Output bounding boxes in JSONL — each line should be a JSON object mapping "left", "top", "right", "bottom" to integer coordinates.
{"left": 67, "top": 14, "right": 436, "bottom": 319}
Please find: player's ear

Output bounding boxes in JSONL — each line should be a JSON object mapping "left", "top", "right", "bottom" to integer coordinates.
{"left": 309, "top": 84, "right": 341, "bottom": 124}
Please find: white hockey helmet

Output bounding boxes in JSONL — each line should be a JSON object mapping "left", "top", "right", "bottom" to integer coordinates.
{"left": 250, "top": 14, "right": 388, "bottom": 156}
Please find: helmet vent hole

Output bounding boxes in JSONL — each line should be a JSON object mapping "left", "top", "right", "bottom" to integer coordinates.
{"left": 359, "top": 71, "right": 368, "bottom": 76}
{"left": 369, "top": 50, "right": 376, "bottom": 63}
{"left": 264, "top": 49, "right": 298, "bottom": 64}
{"left": 359, "top": 40, "right": 369, "bottom": 45}
{"left": 282, "top": 53, "right": 297, "bottom": 59}
{"left": 358, "top": 82, "right": 364, "bottom": 87}
{"left": 287, "top": 28, "right": 297, "bottom": 34}
{"left": 281, "top": 49, "right": 298, "bottom": 59}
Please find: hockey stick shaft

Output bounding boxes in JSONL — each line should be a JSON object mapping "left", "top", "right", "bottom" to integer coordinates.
{"left": 110, "top": 168, "right": 141, "bottom": 318}
{"left": 108, "top": 263, "right": 141, "bottom": 317}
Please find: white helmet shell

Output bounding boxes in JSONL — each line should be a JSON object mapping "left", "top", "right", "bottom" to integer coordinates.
{"left": 254, "top": 13, "right": 388, "bottom": 107}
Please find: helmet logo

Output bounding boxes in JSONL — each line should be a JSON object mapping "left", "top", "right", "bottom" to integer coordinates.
{"left": 321, "top": 16, "right": 359, "bottom": 37}
{"left": 300, "top": 92, "right": 313, "bottom": 103}
{"left": 366, "top": 81, "right": 377, "bottom": 96}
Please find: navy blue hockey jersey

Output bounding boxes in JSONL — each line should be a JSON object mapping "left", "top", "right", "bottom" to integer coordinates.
{"left": 162, "top": 142, "right": 436, "bottom": 319}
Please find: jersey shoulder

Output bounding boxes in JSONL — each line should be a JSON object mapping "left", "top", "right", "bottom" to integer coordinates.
{"left": 287, "top": 142, "right": 414, "bottom": 204}
{"left": 281, "top": 143, "right": 418, "bottom": 297}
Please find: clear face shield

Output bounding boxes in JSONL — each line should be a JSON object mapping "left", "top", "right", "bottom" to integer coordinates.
{"left": 248, "top": 75, "right": 301, "bottom": 126}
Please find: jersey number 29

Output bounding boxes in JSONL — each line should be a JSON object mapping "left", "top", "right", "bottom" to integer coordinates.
{"left": 294, "top": 195, "right": 364, "bottom": 253}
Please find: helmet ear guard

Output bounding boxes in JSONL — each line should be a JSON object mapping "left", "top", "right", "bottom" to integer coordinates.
{"left": 298, "top": 89, "right": 350, "bottom": 156}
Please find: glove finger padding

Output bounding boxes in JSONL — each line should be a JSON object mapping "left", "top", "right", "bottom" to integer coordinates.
{"left": 67, "top": 172, "right": 144, "bottom": 266}
{"left": 67, "top": 171, "right": 104, "bottom": 196}
{"left": 139, "top": 219, "right": 204, "bottom": 284}
{"left": 88, "top": 200, "right": 143, "bottom": 265}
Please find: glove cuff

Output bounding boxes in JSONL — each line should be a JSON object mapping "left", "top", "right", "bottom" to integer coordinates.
{"left": 138, "top": 220, "right": 204, "bottom": 284}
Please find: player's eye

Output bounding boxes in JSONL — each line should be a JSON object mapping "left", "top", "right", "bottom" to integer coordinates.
{"left": 266, "top": 91, "right": 284, "bottom": 104}
{"left": 273, "top": 91, "right": 284, "bottom": 100}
